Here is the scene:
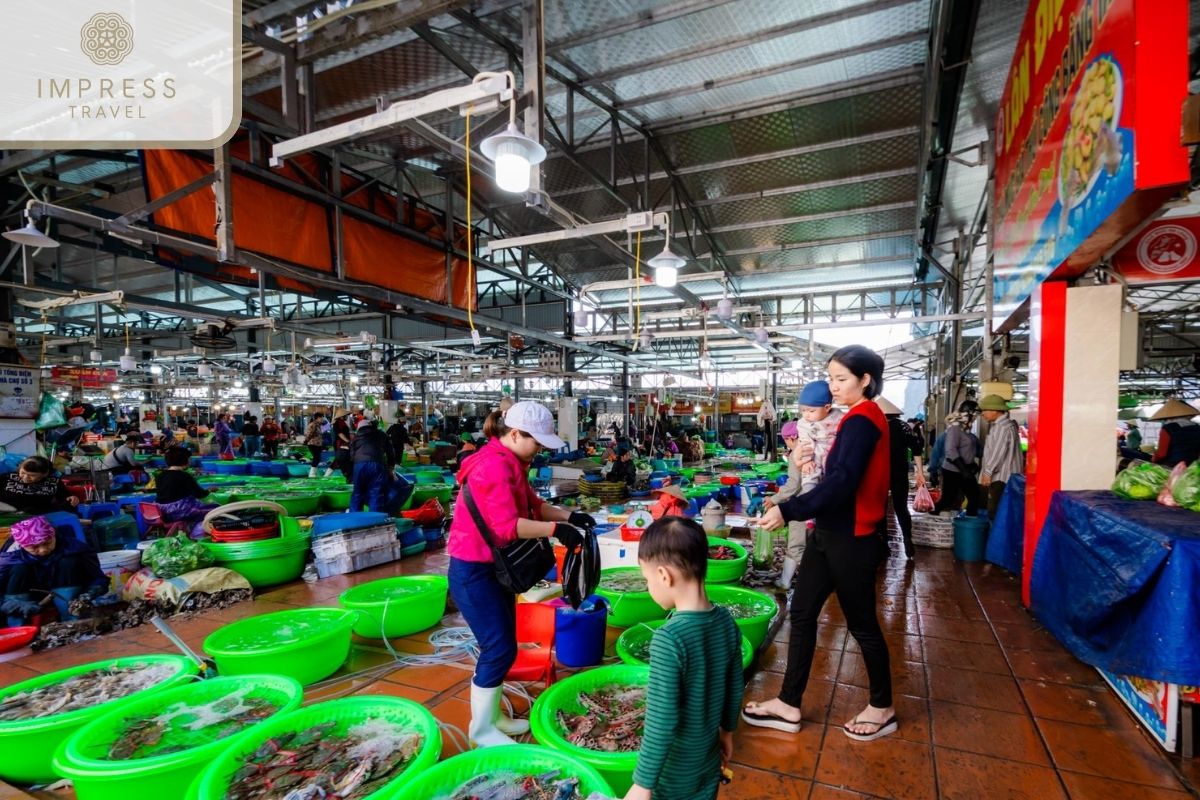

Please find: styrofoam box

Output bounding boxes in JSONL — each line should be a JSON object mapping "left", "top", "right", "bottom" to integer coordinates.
{"left": 598, "top": 528, "right": 640, "bottom": 569}
{"left": 310, "top": 524, "right": 397, "bottom": 561}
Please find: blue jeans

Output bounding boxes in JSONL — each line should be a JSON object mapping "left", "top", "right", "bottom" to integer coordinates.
{"left": 242, "top": 435, "right": 261, "bottom": 457}
{"left": 350, "top": 461, "right": 391, "bottom": 513}
{"left": 449, "top": 557, "right": 516, "bottom": 688}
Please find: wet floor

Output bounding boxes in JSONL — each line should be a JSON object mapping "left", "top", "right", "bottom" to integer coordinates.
{"left": 2, "top": 545, "right": 1197, "bottom": 799}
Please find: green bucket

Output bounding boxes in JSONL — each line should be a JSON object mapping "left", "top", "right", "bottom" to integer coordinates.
{"left": 53, "top": 674, "right": 302, "bottom": 800}
{"left": 0, "top": 655, "right": 198, "bottom": 784}
{"left": 191, "top": 697, "right": 441, "bottom": 800}
{"left": 260, "top": 492, "right": 322, "bottom": 516}
{"left": 202, "top": 607, "right": 357, "bottom": 685}
{"left": 593, "top": 567, "right": 668, "bottom": 628}
{"left": 615, "top": 619, "right": 753, "bottom": 671}
{"left": 339, "top": 575, "right": 449, "bottom": 639}
{"left": 409, "top": 483, "right": 453, "bottom": 507}
{"left": 705, "top": 536, "right": 749, "bottom": 584}
{"left": 393, "top": 744, "right": 615, "bottom": 800}
{"left": 706, "top": 584, "right": 778, "bottom": 650}
{"left": 530, "top": 664, "right": 648, "bottom": 795}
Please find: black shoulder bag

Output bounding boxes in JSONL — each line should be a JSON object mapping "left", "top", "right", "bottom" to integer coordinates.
{"left": 461, "top": 480, "right": 555, "bottom": 594}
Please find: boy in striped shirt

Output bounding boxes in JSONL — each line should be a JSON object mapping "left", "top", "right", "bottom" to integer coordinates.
{"left": 626, "top": 516, "right": 745, "bottom": 800}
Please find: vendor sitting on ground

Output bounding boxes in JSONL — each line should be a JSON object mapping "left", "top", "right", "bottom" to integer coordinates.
{"left": 0, "top": 516, "right": 109, "bottom": 626}
{"left": 102, "top": 434, "right": 143, "bottom": 474}
{"left": 608, "top": 443, "right": 638, "bottom": 486}
{"left": 155, "top": 446, "right": 210, "bottom": 504}
{"left": 0, "top": 456, "right": 80, "bottom": 514}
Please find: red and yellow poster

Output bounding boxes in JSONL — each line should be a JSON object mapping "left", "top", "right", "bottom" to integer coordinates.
{"left": 993, "top": 0, "right": 1190, "bottom": 331}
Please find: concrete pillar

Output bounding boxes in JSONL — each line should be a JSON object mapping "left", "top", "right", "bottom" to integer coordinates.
{"left": 1023, "top": 282, "right": 1123, "bottom": 605}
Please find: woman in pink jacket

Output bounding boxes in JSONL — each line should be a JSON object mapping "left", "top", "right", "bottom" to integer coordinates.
{"left": 448, "top": 400, "right": 593, "bottom": 747}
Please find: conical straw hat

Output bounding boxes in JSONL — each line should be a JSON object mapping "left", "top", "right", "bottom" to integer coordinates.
{"left": 1149, "top": 398, "right": 1200, "bottom": 421}
{"left": 875, "top": 397, "right": 902, "bottom": 416}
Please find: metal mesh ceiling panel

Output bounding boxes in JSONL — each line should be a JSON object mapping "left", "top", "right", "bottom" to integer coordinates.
{"left": 704, "top": 173, "right": 917, "bottom": 227}
{"left": 715, "top": 206, "right": 915, "bottom": 252}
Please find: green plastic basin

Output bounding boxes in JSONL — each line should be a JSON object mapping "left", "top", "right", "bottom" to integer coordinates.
{"left": 706, "top": 584, "right": 778, "bottom": 650}
{"left": 706, "top": 536, "right": 749, "bottom": 584}
{"left": 393, "top": 744, "right": 614, "bottom": 800}
{"left": 53, "top": 674, "right": 302, "bottom": 800}
{"left": 0, "top": 655, "right": 198, "bottom": 784}
{"left": 322, "top": 487, "right": 352, "bottom": 510}
{"left": 191, "top": 697, "right": 441, "bottom": 800}
{"left": 409, "top": 483, "right": 452, "bottom": 507}
{"left": 615, "top": 619, "right": 753, "bottom": 671}
{"left": 259, "top": 492, "right": 321, "bottom": 516}
{"left": 339, "top": 575, "right": 448, "bottom": 639}
{"left": 202, "top": 607, "right": 357, "bottom": 685}
{"left": 593, "top": 567, "right": 668, "bottom": 628}
{"left": 530, "top": 664, "right": 648, "bottom": 795}
{"left": 412, "top": 470, "right": 445, "bottom": 485}
{"left": 212, "top": 546, "right": 308, "bottom": 588}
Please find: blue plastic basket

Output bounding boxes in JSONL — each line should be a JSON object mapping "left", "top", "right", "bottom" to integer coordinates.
{"left": 399, "top": 527, "right": 425, "bottom": 548}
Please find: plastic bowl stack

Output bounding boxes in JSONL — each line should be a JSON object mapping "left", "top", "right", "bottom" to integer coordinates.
{"left": 706, "top": 584, "right": 779, "bottom": 650}
{"left": 202, "top": 607, "right": 357, "bottom": 685}
{"left": 203, "top": 517, "right": 310, "bottom": 588}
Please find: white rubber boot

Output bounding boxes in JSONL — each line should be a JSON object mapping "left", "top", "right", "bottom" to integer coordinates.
{"left": 308, "top": 467, "right": 318, "bottom": 478}
{"left": 469, "top": 684, "right": 516, "bottom": 748}
{"left": 775, "top": 557, "right": 797, "bottom": 591}
{"left": 323, "top": 467, "right": 335, "bottom": 478}
{"left": 494, "top": 688, "right": 530, "bottom": 736}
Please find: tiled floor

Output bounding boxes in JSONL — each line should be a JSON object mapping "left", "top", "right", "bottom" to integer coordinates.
{"left": 2, "top": 545, "right": 1198, "bottom": 799}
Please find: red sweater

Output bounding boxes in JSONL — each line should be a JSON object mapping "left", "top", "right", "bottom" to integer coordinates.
{"left": 780, "top": 400, "right": 891, "bottom": 537}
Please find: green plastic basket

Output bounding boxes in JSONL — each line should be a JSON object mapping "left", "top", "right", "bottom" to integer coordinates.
{"left": 529, "top": 664, "right": 648, "bottom": 795}
{"left": 409, "top": 484, "right": 453, "bottom": 507}
{"left": 593, "top": 567, "right": 668, "bottom": 628}
{"left": 393, "top": 744, "right": 615, "bottom": 800}
{"left": 53, "top": 674, "right": 302, "bottom": 800}
{"left": 339, "top": 575, "right": 449, "bottom": 639}
{"left": 191, "top": 697, "right": 441, "bottom": 800}
{"left": 615, "top": 619, "right": 753, "bottom": 671}
{"left": 705, "top": 536, "right": 749, "bottom": 584}
{"left": 705, "top": 584, "right": 778, "bottom": 650}
{"left": 0, "top": 655, "right": 198, "bottom": 784}
{"left": 202, "top": 607, "right": 357, "bottom": 685}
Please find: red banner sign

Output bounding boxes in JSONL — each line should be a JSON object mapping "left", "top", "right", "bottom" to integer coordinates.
{"left": 992, "top": 0, "right": 1189, "bottom": 331}
{"left": 1113, "top": 216, "right": 1200, "bottom": 283}
{"left": 51, "top": 366, "right": 118, "bottom": 388}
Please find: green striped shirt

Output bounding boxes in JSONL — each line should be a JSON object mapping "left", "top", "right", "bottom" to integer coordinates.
{"left": 633, "top": 606, "right": 744, "bottom": 799}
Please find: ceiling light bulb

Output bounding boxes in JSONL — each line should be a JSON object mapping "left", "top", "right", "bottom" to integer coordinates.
{"left": 480, "top": 123, "right": 547, "bottom": 194}
{"left": 654, "top": 263, "right": 678, "bottom": 288}
{"left": 717, "top": 297, "right": 733, "bottom": 320}
{"left": 261, "top": 357, "right": 276, "bottom": 375}
{"left": 754, "top": 327, "right": 770, "bottom": 345}
{"left": 791, "top": 359, "right": 804, "bottom": 369}
{"left": 197, "top": 363, "right": 213, "bottom": 379}
{"left": 90, "top": 348, "right": 103, "bottom": 363}
{"left": 149, "top": 364, "right": 163, "bottom": 375}
{"left": 573, "top": 307, "right": 589, "bottom": 328}
{"left": 368, "top": 350, "right": 382, "bottom": 363}
{"left": 648, "top": 246, "right": 685, "bottom": 288}
{"left": 119, "top": 348, "right": 136, "bottom": 372}
{"left": 640, "top": 330, "right": 655, "bottom": 350}
{"left": 234, "top": 379, "right": 244, "bottom": 388}
{"left": 693, "top": 404, "right": 701, "bottom": 413}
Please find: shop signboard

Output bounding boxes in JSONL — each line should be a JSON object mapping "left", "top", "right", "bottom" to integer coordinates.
{"left": 0, "top": 365, "right": 37, "bottom": 419}
{"left": 1098, "top": 668, "right": 1178, "bottom": 751}
{"left": 1112, "top": 215, "right": 1200, "bottom": 284}
{"left": 50, "top": 366, "right": 118, "bottom": 388}
{"left": 992, "top": 0, "right": 1190, "bottom": 331}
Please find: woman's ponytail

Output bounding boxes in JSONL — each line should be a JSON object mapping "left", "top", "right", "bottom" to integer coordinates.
{"left": 482, "top": 409, "right": 508, "bottom": 440}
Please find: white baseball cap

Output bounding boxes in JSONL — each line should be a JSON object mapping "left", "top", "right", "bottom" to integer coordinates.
{"left": 504, "top": 401, "right": 566, "bottom": 450}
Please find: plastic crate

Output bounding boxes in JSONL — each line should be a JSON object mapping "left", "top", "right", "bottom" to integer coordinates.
{"left": 314, "top": 540, "right": 403, "bottom": 579}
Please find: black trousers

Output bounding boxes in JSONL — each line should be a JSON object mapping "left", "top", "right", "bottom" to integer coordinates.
{"left": 986, "top": 480, "right": 1006, "bottom": 518}
{"left": 936, "top": 469, "right": 979, "bottom": 515}
{"left": 890, "top": 474, "right": 913, "bottom": 557}
{"left": 308, "top": 446, "right": 325, "bottom": 468}
{"left": 263, "top": 439, "right": 279, "bottom": 458}
{"left": 780, "top": 528, "right": 892, "bottom": 710}
{"left": 1, "top": 553, "right": 96, "bottom": 594}
{"left": 334, "top": 449, "right": 353, "bottom": 480}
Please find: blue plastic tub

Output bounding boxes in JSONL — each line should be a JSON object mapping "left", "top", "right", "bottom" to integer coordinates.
{"left": 953, "top": 516, "right": 990, "bottom": 561}
{"left": 309, "top": 511, "right": 390, "bottom": 537}
{"left": 268, "top": 462, "right": 289, "bottom": 477}
{"left": 399, "top": 527, "right": 425, "bottom": 548}
{"left": 421, "top": 526, "right": 443, "bottom": 543}
{"left": 250, "top": 461, "right": 274, "bottom": 477}
{"left": 555, "top": 597, "right": 608, "bottom": 668}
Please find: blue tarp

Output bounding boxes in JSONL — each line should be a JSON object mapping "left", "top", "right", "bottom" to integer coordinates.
{"left": 986, "top": 474, "right": 1025, "bottom": 575}
{"left": 1030, "top": 490, "right": 1200, "bottom": 686}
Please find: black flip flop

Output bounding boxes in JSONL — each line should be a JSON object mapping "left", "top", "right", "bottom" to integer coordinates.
{"left": 741, "top": 707, "right": 802, "bottom": 733}
{"left": 842, "top": 714, "right": 898, "bottom": 742}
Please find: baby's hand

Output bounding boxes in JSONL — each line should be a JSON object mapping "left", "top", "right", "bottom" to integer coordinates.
{"left": 801, "top": 462, "right": 815, "bottom": 476}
